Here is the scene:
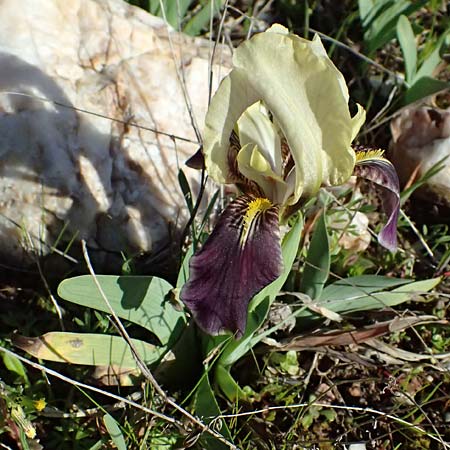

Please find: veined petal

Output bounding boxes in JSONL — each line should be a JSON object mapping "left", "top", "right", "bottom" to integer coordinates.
{"left": 354, "top": 150, "right": 400, "bottom": 251}
{"left": 180, "top": 195, "right": 283, "bottom": 337}
{"left": 203, "top": 25, "right": 364, "bottom": 204}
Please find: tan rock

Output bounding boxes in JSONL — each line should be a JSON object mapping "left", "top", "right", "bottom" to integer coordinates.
{"left": 0, "top": 0, "right": 230, "bottom": 270}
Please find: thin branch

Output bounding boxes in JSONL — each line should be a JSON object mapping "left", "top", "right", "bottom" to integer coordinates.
{"left": 400, "top": 209, "right": 434, "bottom": 259}
{"left": 0, "top": 345, "right": 177, "bottom": 425}
{"left": 40, "top": 392, "right": 143, "bottom": 418}
{"left": 0, "top": 91, "right": 199, "bottom": 145}
{"left": 23, "top": 228, "right": 64, "bottom": 329}
{"left": 308, "top": 28, "right": 405, "bottom": 85}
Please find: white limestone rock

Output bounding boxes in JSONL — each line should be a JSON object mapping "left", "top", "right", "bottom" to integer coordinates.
{"left": 0, "top": 0, "right": 230, "bottom": 270}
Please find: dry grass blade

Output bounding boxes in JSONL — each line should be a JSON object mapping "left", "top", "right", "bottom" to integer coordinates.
{"left": 0, "top": 91, "right": 199, "bottom": 144}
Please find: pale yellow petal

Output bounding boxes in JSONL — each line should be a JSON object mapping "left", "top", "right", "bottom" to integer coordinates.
{"left": 203, "top": 25, "right": 366, "bottom": 203}
{"left": 351, "top": 104, "right": 366, "bottom": 141}
{"left": 237, "top": 144, "right": 286, "bottom": 202}
{"left": 237, "top": 102, "right": 282, "bottom": 176}
{"left": 203, "top": 71, "right": 260, "bottom": 184}
{"left": 235, "top": 31, "right": 363, "bottom": 201}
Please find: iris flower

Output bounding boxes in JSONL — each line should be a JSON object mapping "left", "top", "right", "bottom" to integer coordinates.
{"left": 181, "top": 25, "right": 400, "bottom": 337}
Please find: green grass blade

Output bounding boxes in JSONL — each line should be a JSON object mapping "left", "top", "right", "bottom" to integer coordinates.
{"left": 400, "top": 156, "right": 448, "bottom": 205}
{"left": 300, "top": 212, "right": 330, "bottom": 300}
{"left": 298, "top": 277, "right": 441, "bottom": 319}
{"left": 103, "top": 414, "right": 127, "bottom": 450}
{"left": 360, "top": 0, "right": 392, "bottom": 27}
{"left": 149, "top": 0, "right": 194, "bottom": 28}
{"left": 57, "top": 275, "right": 186, "bottom": 346}
{"left": 320, "top": 275, "right": 411, "bottom": 301}
{"left": 358, "top": 0, "right": 375, "bottom": 23}
{"left": 397, "top": 15, "right": 417, "bottom": 84}
{"left": 363, "top": 0, "right": 426, "bottom": 53}
{"left": 183, "top": 0, "right": 224, "bottom": 36}
{"left": 195, "top": 373, "right": 232, "bottom": 449}
{"left": 178, "top": 168, "right": 194, "bottom": 213}
{"left": 404, "top": 77, "right": 450, "bottom": 105}
{"left": 215, "top": 364, "right": 247, "bottom": 403}
{"left": 177, "top": 244, "right": 194, "bottom": 288}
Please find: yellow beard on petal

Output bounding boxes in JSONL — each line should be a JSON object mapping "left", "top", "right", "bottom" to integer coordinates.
{"left": 240, "top": 197, "right": 273, "bottom": 246}
{"left": 355, "top": 148, "right": 386, "bottom": 163}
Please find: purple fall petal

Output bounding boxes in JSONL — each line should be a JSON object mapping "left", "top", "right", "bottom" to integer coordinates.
{"left": 186, "top": 147, "right": 205, "bottom": 170}
{"left": 180, "top": 195, "right": 283, "bottom": 337}
{"left": 354, "top": 155, "right": 400, "bottom": 252}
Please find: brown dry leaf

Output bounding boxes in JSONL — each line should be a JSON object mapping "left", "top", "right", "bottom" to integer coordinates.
{"left": 277, "top": 316, "right": 443, "bottom": 350}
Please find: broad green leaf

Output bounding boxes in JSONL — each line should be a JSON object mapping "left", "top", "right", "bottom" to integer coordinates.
{"left": 397, "top": 15, "right": 417, "bottom": 84}
{"left": 320, "top": 275, "right": 411, "bottom": 301}
{"left": 404, "top": 77, "right": 450, "bottom": 105}
{"left": 103, "top": 414, "right": 126, "bottom": 450}
{"left": 414, "top": 31, "right": 449, "bottom": 82}
{"left": 154, "top": 323, "right": 202, "bottom": 387}
{"left": 298, "top": 277, "right": 441, "bottom": 319}
{"left": 300, "top": 212, "right": 330, "bottom": 300}
{"left": 215, "top": 364, "right": 247, "bottom": 402}
{"left": 216, "top": 296, "right": 271, "bottom": 369}
{"left": 13, "top": 332, "right": 165, "bottom": 368}
{"left": 2, "top": 353, "right": 28, "bottom": 381}
{"left": 194, "top": 373, "right": 232, "bottom": 450}
{"left": 58, "top": 275, "right": 185, "bottom": 346}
